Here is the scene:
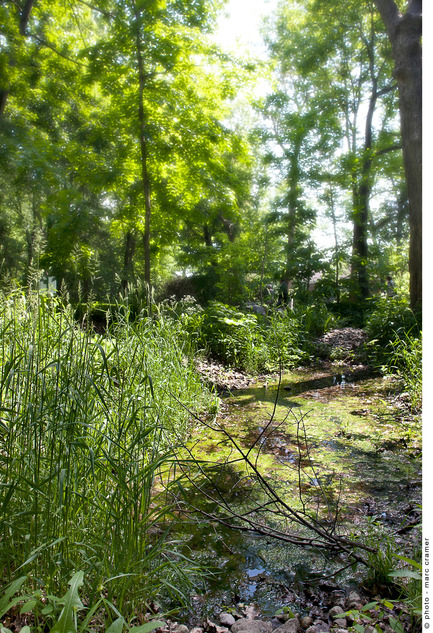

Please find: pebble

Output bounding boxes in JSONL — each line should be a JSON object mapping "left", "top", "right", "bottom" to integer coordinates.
{"left": 273, "top": 620, "right": 301, "bottom": 633}
{"left": 152, "top": 588, "right": 412, "bottom": 633}
{"left": 231, "top": 619, "right": 273, "bottom": 633}
{"left": 307, "top": 621, "right": 329, "bottom": 632}
{"left": 299, "top": 616, "right": 313, "bottom": 629}
{"left": 328, "top": 606, "right": 344, "bottom": 620}
{"left": 220, "top": 614, "right": 236, "bottom": 627}
{"left": 346, "top": 592, "right": 362, "bottom": 609}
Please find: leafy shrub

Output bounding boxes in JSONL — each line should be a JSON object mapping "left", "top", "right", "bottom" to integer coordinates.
{"left": 365, "top": 296, "right": 421, "bottom": 366}
{"left": 365, "top": 297, "right": 421, "bottom": 409}
{"left": 387, "top": 333, "right": 422, "bottom": 410}
{"left": 161, "top": 294, "right": 205, "bottom": 351}
{"left": 294, "top": 302, "right": 340, "bottom": 337}
{"left": 328, "top": 299, "right": 366, "bottom": 328}
{"left": 264, "top": 309, "right": 306, "bottom": 370}
{"left": 197, "top": 302, "right": 264, "bottom": 371}
{"left": 174, "top": 302, "right": 306, "bottom": 373}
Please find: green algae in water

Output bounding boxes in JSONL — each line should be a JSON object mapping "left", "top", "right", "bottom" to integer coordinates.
{"left": 174, "top": 367, "right": 421, "bottom": 618}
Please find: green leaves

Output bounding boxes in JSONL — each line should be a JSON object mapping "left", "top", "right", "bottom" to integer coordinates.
{"left": 0, "top": 577, "right": 27, "bottom": 620}
{"left": 50, "top": 572, "right": 85, "bottom": 633}
{"left": 0, "top": 571, "right": 167, "bottom": 633}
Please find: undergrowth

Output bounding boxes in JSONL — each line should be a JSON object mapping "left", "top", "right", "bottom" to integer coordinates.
{"left": 0, "top": 290, "right": 216, "bottom": 624}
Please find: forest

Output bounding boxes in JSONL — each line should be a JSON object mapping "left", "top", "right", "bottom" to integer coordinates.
{"left": 0, "top": 1, "right": 422, "bottom": 633}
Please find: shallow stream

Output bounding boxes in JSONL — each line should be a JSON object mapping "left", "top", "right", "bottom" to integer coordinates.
{"left": 175, "top": 366, "right": 421, "bottom": 621}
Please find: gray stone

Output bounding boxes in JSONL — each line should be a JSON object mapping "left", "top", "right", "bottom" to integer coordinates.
{"left": 332, "top": 621, "right": 347, "bottom": 629}
{"left": 206, "top": 620, "right": 229, "bottom": 633}
{"left": 190, "top": 628, "right": 204, "bottom": 633}
{"left": 346, "top": 592, "right": 362, "bottom": 608}
{"left": 219, "top": 614, "right": 236, "bottom": 627}
{"left": 173, "top": 626, "right": 189, "bottom": 633}
{"left": 310, "top": 623, "right": 329, "bottom": 633}
{"left": 245, "top": 303, "right": 267, "bottom": 316}
{"left": 299, "top": 616, "right": 314, "bottom": 629}
{"left": 244, "top": 605, "right": 261, "bottom": 620}
{"left": 328, "top": 606, "right": 344, "bottom": 620}
{"left": 231, "top": 619, "right": 273, "bottom": 633}
{"left": 273, "top": 620, "right": 301, "bottom": 633}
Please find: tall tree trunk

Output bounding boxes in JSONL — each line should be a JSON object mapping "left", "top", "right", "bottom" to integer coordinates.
{"left": 372, "top": 0, "right": 422, "bottom": 309}
{"left": 285, "top": 140, "right": 302, "bottom": 292}
{"left": 328, "top": 189, "right": 341, "bottom": 304}
{"left": 203, "top": 223, "right": 213, "bottom": 248}
{"left": 19, "top": 0, "right": 36, "bottom": 35}
{"left": 0, "top": 0, "right": 36, "bottom": 118}
{"left": 259, "top": 229, "right": 269, "bottom": 304}
{"left": 135, "top": 7, "right": 152, "bottom": 287}
{"left": 120, "top": 230, "right": 136, "bottom": 293}
{"left": 351, "top": 78, "right": 377, "bottom": 300}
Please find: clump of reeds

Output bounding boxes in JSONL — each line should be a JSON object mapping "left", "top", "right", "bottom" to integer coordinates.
{"left": 0, "top": 290, "right": 214, "bottom": 615}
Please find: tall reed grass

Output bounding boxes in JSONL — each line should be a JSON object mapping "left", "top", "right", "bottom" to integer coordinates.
{"left": 0, "top": 290, "right": 214, "bottom": 615}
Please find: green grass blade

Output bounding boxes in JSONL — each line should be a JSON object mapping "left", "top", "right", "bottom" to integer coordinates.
{"left": 0, "top": 577, "right": 27, "bottom": 618}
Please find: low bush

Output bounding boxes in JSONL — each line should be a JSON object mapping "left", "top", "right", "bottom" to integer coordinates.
{"left": 364, "top": 296, "right": 421, "bottom": 409}
{"left": 197, "top": 302, "right": 266, "bottom": 371}
{"left": 294, "top": 302, "right": 341, "bottom": 338}
{"left": 365, "top": 296, "right": 420, "bottom": 364}
{"left": 387, "top": 333, "right": 422, "bottom": 410}
{"left": 175, "top": 301, "right": 306, "bottom": 373}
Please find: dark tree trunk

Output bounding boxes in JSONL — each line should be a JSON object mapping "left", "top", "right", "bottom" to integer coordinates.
{"left": 203, "top": 223, "right": 213, "bottom": 247}
{"left": 135, "top": 8, "right": 152, "bottom": 288}
{"left": 328, "top": 189, "right": 341, "bottom": 304}
{"left": 372, "top": 0, "right": 422, "bottom": 309}
{"left": 219, "top": 215, "right": 237, "bottom": 242}
{"left": 351, "top": 91, "right": 376, "bottom": 300}
{"left": 120, "top": 230, "right": 136, "bottom": 293}
{"left": 284, "top": 139, "right": 302, "bottom": 294}
{"left": 0, "top": 0, "right": 36, "bottom": 118}
{"left": 19, "top": 0, "right": 36, "bottom": 35}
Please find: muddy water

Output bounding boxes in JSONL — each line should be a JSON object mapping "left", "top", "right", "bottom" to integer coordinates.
{"left": 175, "top": 367, "right": 421, "bottom": 620}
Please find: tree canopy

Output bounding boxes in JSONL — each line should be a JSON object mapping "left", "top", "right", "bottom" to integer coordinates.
{"left": 0, "top": 0, "right": 421, "bottom": 312}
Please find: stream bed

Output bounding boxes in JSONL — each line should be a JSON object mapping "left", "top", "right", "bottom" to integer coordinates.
{"left": 174, "top": 365, "right": 421, "bottom": 621}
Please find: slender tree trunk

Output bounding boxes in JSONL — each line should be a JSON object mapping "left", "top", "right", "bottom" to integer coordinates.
{"left": 135, "top": 7, "right": 152, "bottom": 287}
{"left": 203, "top": 223, "right": 213, "bottom": 248}
{"left": 395, "top": 188, "right": 408, "bottom": 244}
{"left": 285, "top": 140, "right": 302, "bottom": 293}
{"left": 351, "top": 81, "right": 377, "bottom": 300}
{"left": 219, "top": 215, "right": 237, "bottom": 242}
{"left": 0, "top": 91, "right": 9, "bottom": 119}
{"left": 372, "top": 0, "right": 422, "bottom": 309}
{"left": 328, "top": 189, "right": 340, "bottom": 304}
{"left": 19, "top": 0, "right": 36, "bottom": 35}
{"left": 0, "top": 0, "right": 36, "bottom": 118}
{"left": 120, "top": 230, "right": 136, "bottom": 293}
{"left": 259, "top": 230, "right": 269, "bottom": 304}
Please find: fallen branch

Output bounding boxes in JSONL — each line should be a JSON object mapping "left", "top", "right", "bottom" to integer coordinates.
{"left": 167, "top": 382, "right": 377, "bottom": 569}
